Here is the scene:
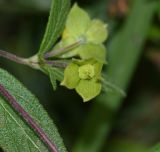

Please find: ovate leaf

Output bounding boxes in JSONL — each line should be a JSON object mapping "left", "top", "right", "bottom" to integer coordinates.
{"left": 39, "top": 0, "right": 70, "bottom": 56}
{"left": 0, "top": 68, "right": 67, "bottom": 152}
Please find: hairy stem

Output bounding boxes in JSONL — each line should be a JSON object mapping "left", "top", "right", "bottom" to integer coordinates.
{"left": 0, "top": 50, "right": 29, "bottom": 65}
{"left": 44, "top": 40, "right": 83, "bottom": 59}
{"left": 0, "top": 50, "right": 40, "bottom": 69}
{"left": 0, "top": 49, "right": 68, "bottom": 69}
{"left": 0, "top": 84, "right": 58, "bottom": 152}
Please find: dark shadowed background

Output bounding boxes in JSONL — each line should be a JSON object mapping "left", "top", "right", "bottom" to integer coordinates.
{"left": 0, "top": 0, "right": 160, "bottom": 152}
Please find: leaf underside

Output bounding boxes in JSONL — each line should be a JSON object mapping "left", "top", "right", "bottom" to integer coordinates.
{"left": 0, "top": 68, "right": 67, "bottom": 152}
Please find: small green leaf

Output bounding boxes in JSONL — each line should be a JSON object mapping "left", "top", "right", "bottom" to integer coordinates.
{"left": 63, "top": 3, "right": 91, "bottom": 39}
{"left": 78, "top": 44, "right": 106, "bottom": 63}
{"left": 43, "top": 66, "right": 64, "bottom": 91}
{"left": 52, "top": 68, "right": 64, "bottom": 82}
{"left": 0, "top": 68, "right": 67, "bottom": 152}
{"left": 50, "top": 74, "right": 57, "bottom": 90}
{"left": 61, "top": 63, "right": 80, "bottom": 89}
{"left": 45, "top": 66, "right": 64, "bottom": 90}
{"left": 39, "top": 0, "right": 70, "bottom": 56}
{"left": 86, "top": 19, "right": 108, "bottom": 44}
{"left": 76, "top": 79, "right": 101, "bottom": 102}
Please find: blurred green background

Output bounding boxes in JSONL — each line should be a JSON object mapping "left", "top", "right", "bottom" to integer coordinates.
{"left": 0, "top": 0, "right": 160, "bottom": 152}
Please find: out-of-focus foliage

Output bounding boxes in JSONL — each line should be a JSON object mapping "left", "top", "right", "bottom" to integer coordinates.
{"left": 0, "top": 0, "right": 160, "bottom": 152}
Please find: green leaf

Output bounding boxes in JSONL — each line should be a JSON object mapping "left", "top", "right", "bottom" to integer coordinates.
{"left": 78, "top": 44, "right": 106, "bottom": 63}
{"left": 76, "top": 79, "right": 101, "bottom": 102}
{"left": 43, "top": 66, "right": 64, "bottom": 91}
{"left": 49, "top": 67, "right": 64, "bottom": 90}
{"left": 0, "top": 68, "right": 67, "bottom": 152}
{"left": 64, "top": 3, "right": 91, "bottom": 39}
{"left": 52, "top": 68, "right": 64, "bottom": 82}
{"left": 50, "top": 75, "right": 57, "bottom": 90}
{"left": 39, "top": 0, "right": 70, "bottom": 56}
{"left": 61, "top": 63, "right": 80, "bottom": 89}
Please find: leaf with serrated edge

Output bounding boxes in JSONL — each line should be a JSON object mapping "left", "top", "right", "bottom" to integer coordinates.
{"left": 0, "top": 68, "right": 67, "bottom": 152}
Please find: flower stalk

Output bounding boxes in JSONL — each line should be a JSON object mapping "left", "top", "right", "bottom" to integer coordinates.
{"left": 44, "top": 39, "right": 83, "bottom": 59}
{"left": 0, "top": 49, "right": 67, "bottom": 69}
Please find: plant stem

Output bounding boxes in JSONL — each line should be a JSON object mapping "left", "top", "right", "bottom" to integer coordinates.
{"left": 0, "top": 49, "right": 68, "bottom": 69}
{"left": 0, "top": 84, "right": 58, "bottom": 152}
{"left": 0, "top": 50, "right": 29, "bottom": 65}
{"left": 44, "top": 40, "right": 83, "bottom": 59}
{"left": 45, "top": 60, "right": 68, "bottom": 68}
{"left": 0, "top": 50, "right": 40, "bottom": 69}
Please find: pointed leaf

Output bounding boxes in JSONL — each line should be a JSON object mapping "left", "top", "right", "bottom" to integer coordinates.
{"left": 0, "top": 68, "right": 67, "bottom": 152}
{"left": 39, "top": 0, "right": 70, "bottom": 56}
{"left": 43, "top": 66, "right": 64, "bottom": 91}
